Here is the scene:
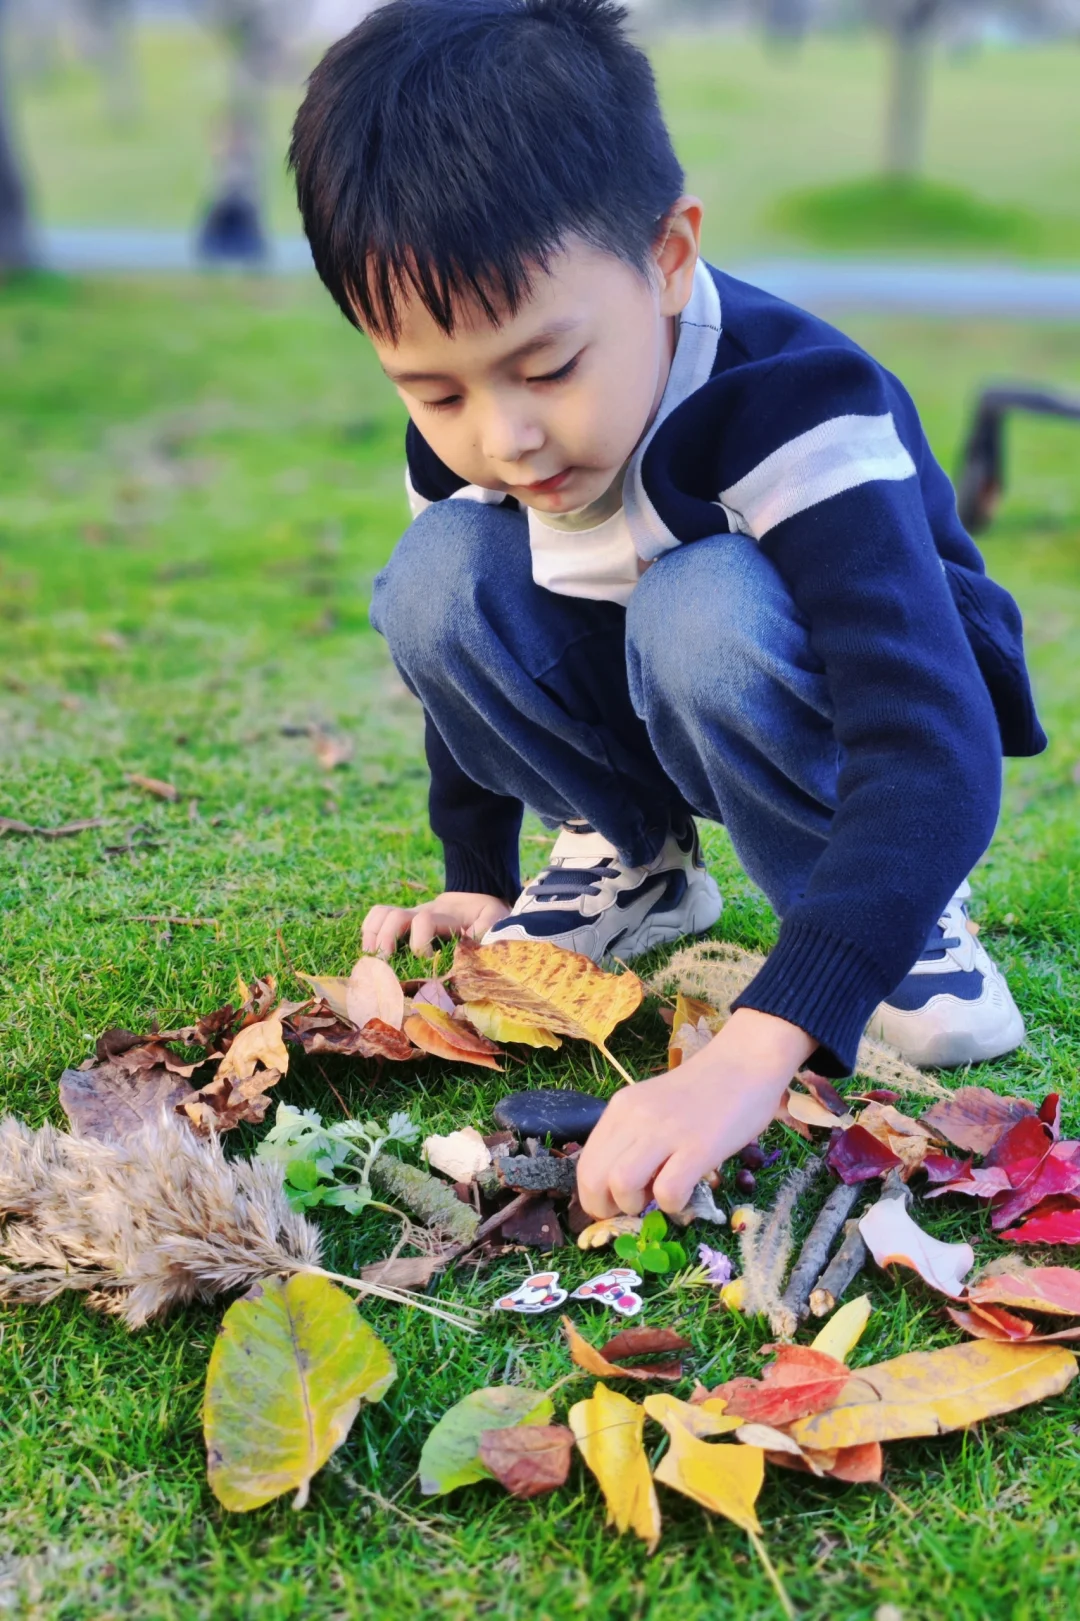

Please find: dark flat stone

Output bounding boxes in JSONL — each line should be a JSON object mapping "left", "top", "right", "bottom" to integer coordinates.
{"left": 494, "top": 1088, "right": 607, "bottom": 1146}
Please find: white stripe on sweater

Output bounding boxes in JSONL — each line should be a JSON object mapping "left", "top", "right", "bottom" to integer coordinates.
{"left": 719, "top": 412, "right": 917, "bottom": 539}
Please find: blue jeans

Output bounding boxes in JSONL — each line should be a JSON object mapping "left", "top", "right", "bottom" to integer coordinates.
{"left": 370, "top": 500, "right": 841, "bottom": 917}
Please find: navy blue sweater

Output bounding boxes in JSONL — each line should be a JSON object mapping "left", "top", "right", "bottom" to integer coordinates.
{"left": 404, "top": 266, "right": 1045, "bottom": 1075}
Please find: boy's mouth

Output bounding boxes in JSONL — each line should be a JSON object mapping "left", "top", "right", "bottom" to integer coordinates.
{"left": 519, "top": 469, "right": 573, "bottom": 495}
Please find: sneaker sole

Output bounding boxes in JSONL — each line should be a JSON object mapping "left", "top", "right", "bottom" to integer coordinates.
{"left": 868, "top": 995, "right": 1026, "bottom": 1070}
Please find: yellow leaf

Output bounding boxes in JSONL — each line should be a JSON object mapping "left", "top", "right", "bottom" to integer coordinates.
{"left": 216, "top": 1013, "right": 288, "bottom": 1083}
{"left": 577, "top": 1215, "right": 642, "bottom": 1251}
{"left": 346, "top": 956, "right": 405, "bottom": 1032}
{"left": 204, "top": 1273, "right": 395, "bottom": 1512}
{"left": 451, "top": 938, "right": 643, "bottom": 1083}
{"left": 568, "top": 1384, "right": 661, "bottom": 1552}
{"left": 296, "top": 973, "right": 352, "bottom": 1022}
{"left": 782, "top": 1088, "right": 856, "bottom": 1131}
{"left": 653, "top": 1424, "right": 764, "bottom": 1535}
{"left": 667, "top": 994, "right": 723, "bottom": 1069}
{"left": 462, "top": 1000, "right": 562, "bottom": 1050}
{"left": 810, "top": 1294, "right": 873, "bottom": 1364}
{"left": 644, "top": 1393, "right": 742, "bottom": 1439}
{"left": 789, "top": 1341, "right": 1078, "bottom": 1451}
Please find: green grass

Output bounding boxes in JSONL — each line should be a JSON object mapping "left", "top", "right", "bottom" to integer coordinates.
{"left": 2, "top": 274, "right": 1080, "bottom": 1619}
{"left": 771, "top": 176, "right": 1041, "bottom": 253}
{"left": 9, "top": 26, "right": 1080, "bottom": 261}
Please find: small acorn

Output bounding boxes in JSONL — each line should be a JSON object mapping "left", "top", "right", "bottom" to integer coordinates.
{"left": 734, "top": 1168, "right": 757, "bottom": 1196}
{"left": 739, "top": 1141, "right": 767, "bottom": 1171}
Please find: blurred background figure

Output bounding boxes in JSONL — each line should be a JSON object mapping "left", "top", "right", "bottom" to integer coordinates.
{"left": 0, "top": 0, "right": 35, "bottom": 268}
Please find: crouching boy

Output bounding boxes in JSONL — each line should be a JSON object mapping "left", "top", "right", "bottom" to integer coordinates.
{"left": 289, "top": 0, "right": 1044, "bottom": 1219}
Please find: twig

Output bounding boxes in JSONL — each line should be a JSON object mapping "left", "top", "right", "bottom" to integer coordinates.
{"left": 129, "top": 915, "right": 218, "bottom": 928}
{"left": 599, "top": 1041, "right": 636, "bottom": 1087}
{"left": 774, "top": 1180, "right": 864, "bottom": 1338}
{"left": 809, "top": 1219, "right": 869, "bottom": 1318}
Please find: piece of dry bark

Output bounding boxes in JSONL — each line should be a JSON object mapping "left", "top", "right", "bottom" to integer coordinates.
{"left": 809, "top": 1219, "right": 870, "bottom": 1317}
{"left": 497, "top": 1153, "right": 579, "bottom": 1195}
{"left": 500, "top": 1196, "right": 564, "bottom": 1251}
{"left": 773, "top": 1180, "right": 864, "bottom": 1338}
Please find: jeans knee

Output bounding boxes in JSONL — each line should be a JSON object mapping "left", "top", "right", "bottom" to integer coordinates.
{"left": 371, "top": 499, "right": 525, "bottom": 672}
{"left": 626, "top": 535, "right": 813, "bottom": 718}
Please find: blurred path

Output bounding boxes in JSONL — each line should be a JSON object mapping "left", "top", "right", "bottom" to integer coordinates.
{"left": 38, "top": 228, "right": 1080, "bottom": 318}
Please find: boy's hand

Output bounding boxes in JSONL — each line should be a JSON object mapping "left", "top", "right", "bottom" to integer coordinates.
{"left": 361, "top": 891, "right": 511, "bottom": 958}
{"left": 576, "top": 1008, "right": 817, "bottom": 1219}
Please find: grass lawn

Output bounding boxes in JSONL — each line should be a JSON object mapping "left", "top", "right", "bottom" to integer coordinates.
{"left": 10, "top": 25, "right": 1080, "bottom": 261}
{"left": 2, "top": 274, "right": 1080, "bottom": 1620}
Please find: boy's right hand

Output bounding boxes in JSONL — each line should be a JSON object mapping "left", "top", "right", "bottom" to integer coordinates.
{"left": 361, "top": 891, "right": 512, "bottom": 959}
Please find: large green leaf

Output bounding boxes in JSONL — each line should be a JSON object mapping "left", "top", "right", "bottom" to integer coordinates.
{"left": 204, "top": 1272, "right": 395, "bottom": 1511}
{"left": 419, "top": 1387, "right": 553, "bottom": 1496}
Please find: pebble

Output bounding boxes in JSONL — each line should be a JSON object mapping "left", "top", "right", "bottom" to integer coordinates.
{"left": 493, "top": 1088, "right": 607, "bottom": 1145}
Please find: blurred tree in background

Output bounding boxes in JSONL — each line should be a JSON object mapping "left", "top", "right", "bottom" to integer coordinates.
{"left": 0, "top": 0, "right": 35, "bottom": 270}
{"left": 83, "top": 0, "right": 139, "bottom": 123}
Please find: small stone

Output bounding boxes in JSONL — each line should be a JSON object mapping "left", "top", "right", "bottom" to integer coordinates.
{"left": 493, "top": 1088, "right": 606, "bottom": 1145}
{"left": 735, "top": 1168, "right": 757, "bottom": 1196}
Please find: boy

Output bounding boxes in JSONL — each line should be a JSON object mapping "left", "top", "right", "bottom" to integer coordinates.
{"left": 290, "top": 0, "right": 1043, "bottom": 1220}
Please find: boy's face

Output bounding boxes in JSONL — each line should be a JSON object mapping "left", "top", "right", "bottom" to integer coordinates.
{"left": 368, "top": 204, "right": 702, "bottom": 515}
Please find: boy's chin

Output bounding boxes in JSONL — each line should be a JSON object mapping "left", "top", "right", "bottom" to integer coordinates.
{"left": 515, "top": 467, "right": 616, "bottom": 515}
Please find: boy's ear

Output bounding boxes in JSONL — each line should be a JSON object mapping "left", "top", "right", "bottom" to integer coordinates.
{"left": 654, "top": 196, "right": 703, "bottom": 318}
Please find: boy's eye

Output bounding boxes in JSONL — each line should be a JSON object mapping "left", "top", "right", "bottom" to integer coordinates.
{"left": 423, "top": 394, "right": 462, "bottom": 412}
{"left": 528, "top": 354, "right": 581, "bottom": 385}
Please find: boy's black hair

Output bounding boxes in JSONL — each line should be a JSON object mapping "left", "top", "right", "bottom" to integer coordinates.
{"left": 289, "top": 0, "right": 685, "bottom": 340}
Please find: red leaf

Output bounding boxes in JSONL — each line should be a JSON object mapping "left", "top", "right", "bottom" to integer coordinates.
{"left": 797, "top": 1073, "right": 849, "bottom": 1117}
{"left": 990, "top": 1144, "right": 1080, "bottom": 1232}
{"left": 922, "top": 1152, "right": 973, "bottom": 1184}
{"left": 478, "top": 1424, "right": 575, "bottom": 1499}
{"left": 855, "top": 1090, "right": 902, "bottom": 1105}
{"left": 1039, "top": 1094, "right": 1063, "bottom": 1139}
{"left": 706, "top": 1346, "right": 851, "bottom": 1427}
{"left": 946, "top": 1304, "right": 1035, "bottom": 1342}
{"left": 967, "top": 1265, "right": 1080, "bottom": 1317}
{"left": 982, "top": 1115, "right": 1052, "bottom": 1174}
{"left": 923, "top": 1164, "right": 1013, "bottom": 1201}
{"left": 826, "top": 1123, "right": 903, "bottom": 1184}
{"left": 1001, "top": 1197, "right": 1080, "bottom": 1246}
{"left": 921, "top": 1087, "right": 1038, "bottom": 1155}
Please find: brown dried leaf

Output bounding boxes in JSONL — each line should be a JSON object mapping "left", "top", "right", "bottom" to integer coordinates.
{"left": 921, "top": 1088, "right": 1038, "bottom": 1155}
{"left": 177, "top": 1068, "right": 283, "bottom": 1134}
{"left": 59, "top": 1055, "right": 193, "bottom": 1143}
{"left": 562, "top": 1316, "right": 687, "bottom": 1382}
{"left": 403, "top": 1005, "right": 503, "bottom": 1070}
{"left": 360, "top": 1255, "right": 449, "bottom": 1290}
{"left": 346, "top": 957, "right": 405, "bottom": 1032}
{"left": 356, "top": 1019, "right": 418, "bottom": 1062}
{"left": 478, "top": 1424, "right": 575, "bottom": 1499}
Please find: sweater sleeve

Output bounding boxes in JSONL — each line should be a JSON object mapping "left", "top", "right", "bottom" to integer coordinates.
{"left": 424, "top": 713, "right": 523, "bottom": 904}
{"left": 648, "top": 348, "right": 1004, "bottom": 1074}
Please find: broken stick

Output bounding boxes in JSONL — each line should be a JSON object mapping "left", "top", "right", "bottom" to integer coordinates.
{"left": 773, "top": 1179, "right": 864, "bottom": 1339}
{"left": 809, "top": 1218, "right": 869, "bottom": 1317}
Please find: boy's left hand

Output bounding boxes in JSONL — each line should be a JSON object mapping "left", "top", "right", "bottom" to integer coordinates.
{"left": 576, "top": 1008, "right": 817, "bottom": 1219}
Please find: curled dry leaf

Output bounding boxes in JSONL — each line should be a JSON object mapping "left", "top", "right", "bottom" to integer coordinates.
{"left": 562, "top": 1316, "right": 688, "bottom": 1382}
{"left": 462, "top": 1000, "right": 561, "bottom": 1049}
{"left": 667, "top": 993, "right": 723, "bottom": 1069}
{"left": 859, "top": 1188, "right": 973, "bottom": 1298}
{"left": 355, "top": 1019, "right": 416, "bottom": 1062}
{"left": 346, "top": 957, "right": 405, "bottom": 1032}
{"left": 653, "top": 1426, "right": 764, "bottom": 1536}
{"left": 855, "top": 1101, "right": 941, "bottom": 1175}
{"left": 568, "top": 1383, "right": 661, "bottom": 1553}
{"left": 419, "top": 1387, "right": 553, "bottom": 1496}
{"left": 703, "top": 1346, "right": 851, "bottom": 1427}
{"left": 403, "top": 1004, "right": 504, "bottom": 1070}
{"left": 423, "top": 1127, "right": 492, "bottom": 1183}
{"left": 216, "top": 1014, "right": 289, "bottom": 1085}
{"left": 642, "top": 1393, "right": 742, "bottom": 1439}
{"left": 359, "top": 1255, "right": 449, "bottom": 1291}
{"left": 204, "top": 1273, "right": 395, "bottom": 1511}
{"left": 920, "top": 1087, "right": 1038, "bottom": 1156}
{"left": 946, "top": 1304, "right": 1080, "bottom": 1344}
{"left": 781, "top": 1088, "right": 856, "bottom": 1132}
{"left": 577, "top": 1215, "right": 643, "bottom": 1251}
{"left": 477, "top": 1423, "right": 575, "bottom": 1499}
{"left": 789, "top": 1341, "right": 1078, "bottom": 1451}
{"left": 296, "top": 973, "right": 352, "bottom": 1022}
{"left": 451, "top": 938, "right": 642, "bottom": 1082}
{"left": 827, "top": 1123, "right": 903, "bottom": 1184}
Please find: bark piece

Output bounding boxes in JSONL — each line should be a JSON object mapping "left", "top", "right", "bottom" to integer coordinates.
{"left": 370, "top": 1157, "right": 480, "bottom": 1244}
{"left": 774, "top": 1180, "right": 864, "bottom": 1337}
{"left": 497, "top": 1153, "right": 579, "bottom": 1195}
{"left": 809, "top": 1220, "right": 869, "bottom": 1318}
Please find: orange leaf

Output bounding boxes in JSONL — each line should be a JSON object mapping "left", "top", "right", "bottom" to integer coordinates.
{"left": 704, "top": 1346, "right": 851, "bottom": 1427}
{"left": 562, "top": 1317, "right": 687, "bottom": 1382}
{"left": 403, "top": 1005, "right": 503, "bottom": 1070}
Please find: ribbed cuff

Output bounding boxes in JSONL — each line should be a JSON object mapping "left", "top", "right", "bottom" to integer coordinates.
{"left": 730, "top": 920, "right": 892, "bottom": 1077}
{"left": 442, "top": 840, "right": 521, "bottom": 907}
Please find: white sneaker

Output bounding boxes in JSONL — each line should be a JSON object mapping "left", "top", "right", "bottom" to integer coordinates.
{"left": 868, "top": 883, "right": 1025, "bottom": 1069}
{"left": 482, "top": 817, "right": 722, "bottom": 962}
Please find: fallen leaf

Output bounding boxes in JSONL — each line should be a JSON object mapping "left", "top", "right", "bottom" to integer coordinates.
{"left": 355, "top": 1019, "right": 417, "bottom": 1062}
{"left": 59, "top": 1040, "right": 200, "bottom": 1142}
{"left": 991, "top": 1144, "right": 1080, "bottom": 1232}
{"left": 789, "top": 1341, "right": 1078, "bottom": 1450}
{"left": 311, "top": 728, "right": 353, "bottom": 770}
{"left": 178, "top": 1069, "right": 282, "bottom": 1134}
{"left": 923, "top": 1162, "right": 1013, "bottom": 1200}
{"left": 782, "top": 1088, "right": 856, "bottom": 1132}
{"left": 217, "top": 1013, "right": 289, "bottom": 1084}
{"left": 562, "top": 1317, "right": 688, "bottom": 1382}
{"left": 419, "top": 1387, "right": 553, "bottom": 1495}
{"left": 412, "top": 980, "right": 458, "bottom": 1015}
{"left": 967, "top": 1264, "right": 1080, "bottom": 1317}
{"left": 477, "top": 1424, "right": 575, "bottom": 1498}
{"left": 404, "top": 1005, "right": 504, "bottom": 1070}
{"left": 797, "top": 1073, "right": 852, "bottom": 1117}
{"left": 462, "top": 1000, "right": 562, "bottom": 1049}
{"left": 704, "top": 1346, "right": 851, "bottom": 1426}
{"left": 359, "top": 1255, "right": 449, "bottom": 1290}
{"left": 346, "top": 957, "right": 405, "bottom": 1032}
{"left": 855, "top": 1101, "right": 941, "bottom": 1174}
{"left": 1040, "top": 1093, "right": 1062, "bottom": 1138}
{"left": 451, "top": 938, "right": 642, "bottom": 1079}
{"left": 577, "top": 1215, "right": 643, "bottom": 1251}
{"left": 642, "top": 1393, "right": 742, "bottom": 1439}
{"left": 982, "top": 1114, "right": 1053, "bottom": 1173}
{"left": 810, "top": 1294, "right": 873, "bottom": 1364}
{"left": 859, "top": 1189, "right": 973, "bottom": 1298}
{"left": 423, "top": 1127, "right": 492, "bottom": 1182}
{"left": 296, "top": 973, "right": 353, "bottom": 1022}
{"left": 762, "top": 1439, "right": 884, "bottom": 1483}
{"left": 286, "top": 1015, "right": 375, "bottom": 1058}
{"left": 204, "top": 1273, "right": 395, "bottom": 1511}
{"left": 126, "top": 773, "right": 179, "bottom": 802}
{"left": 921, "top": 1088, "right": 1038, "bottom": 1155}
{"left": 667, "top": 1017, "right": 714, "bottom": 1069}
{"left": 826, "top": 1123, "right": 903, "bottom": 1184}
{"left": 568, "top": 1384, "right": 661, "bottom": 1552}
{"left": 946, "top": 1305, "right": 1080, "bottom": 1345}
{"left": 653, "top": 1425, "right": 764, "bottom": 1535}
{"left": 1002, "top": 1200, "right": 1080, "bottom": 1246}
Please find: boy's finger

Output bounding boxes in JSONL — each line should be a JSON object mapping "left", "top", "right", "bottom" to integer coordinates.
{"left": 575, "top": 1136, "right": 623, "bottom": 1221}
{"left": 374, "top": 909, "right": 413, "bottom": 958}
{"left": 410, "top": 910, "right": 456, "bottom": 956}
{"left": 361, "top": 906, "right": 391, "bottom": 955}
{"left": 608, "top": 1148, "right": 663, "bottom": 1217}
{"left": 651, "top": 1151, "right": 702, "bottom": 1217}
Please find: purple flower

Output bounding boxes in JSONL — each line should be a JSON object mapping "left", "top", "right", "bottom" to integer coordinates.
{"left": 697, "top": 1244, "right": 733, "bottom": 1286}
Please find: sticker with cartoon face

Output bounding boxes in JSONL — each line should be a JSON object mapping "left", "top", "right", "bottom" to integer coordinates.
{"left": 569, "top": 1267, "right": 643, "bottom": 1317}
{"left": 493, "top": 1270, "right": 569, "bottom": 1314}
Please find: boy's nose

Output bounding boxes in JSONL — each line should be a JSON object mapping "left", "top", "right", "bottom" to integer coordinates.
{"left": 478, "top": 405, "right": 545, "bottom": 469}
